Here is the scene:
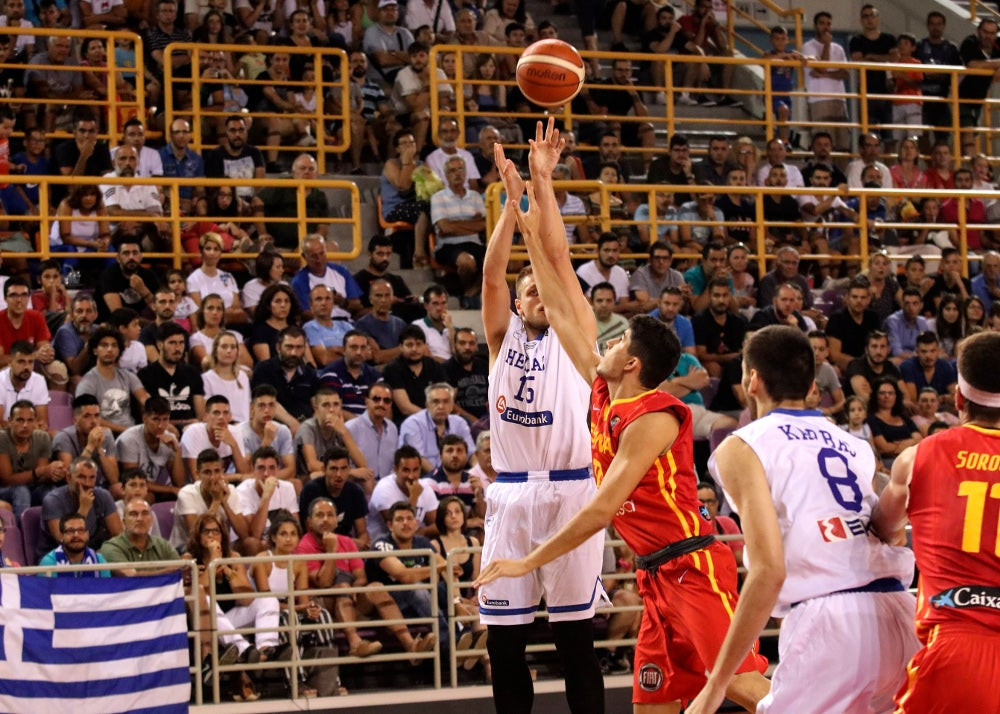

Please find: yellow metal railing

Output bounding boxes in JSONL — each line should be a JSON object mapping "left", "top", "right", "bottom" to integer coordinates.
{"left": 0, "top": 27, "right": 144, "bottom": 142}
{"left": 485, "top": 181, "right": 992, "bottom": 276}
{"left": 163, "top": 42, "right": 349, "bottom": 174}
{"left": 1, "top": 174, "right": 362, "bottom": 266}
{"left": 430, "top": 46, "right": 996, "bottom": 160}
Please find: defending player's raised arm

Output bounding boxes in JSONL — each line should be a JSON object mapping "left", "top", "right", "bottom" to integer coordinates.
{"left": 687, "top": 436, "right": 784, "bottom": 714}
{"left": 475, "top": 410, "right": 679, "bottom": 587}
{"left": 482, "top": 144, "right": 521, "bottom": 364}
{"left": 515, "top": 179, "right": 599, "bottom": 383}
{"left": 870, "top": 444, "right": 915, "bottom": 546}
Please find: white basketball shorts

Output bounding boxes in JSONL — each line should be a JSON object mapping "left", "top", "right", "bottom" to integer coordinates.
{"left": 478, "top": 473, "right": 606, "bottom": 626}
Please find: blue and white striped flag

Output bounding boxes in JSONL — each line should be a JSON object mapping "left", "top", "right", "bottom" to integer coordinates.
{"left": 0, "top": 572, "right": 190, "bottom": 713}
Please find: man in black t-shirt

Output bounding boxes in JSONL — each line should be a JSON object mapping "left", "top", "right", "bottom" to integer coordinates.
{"left": 844, "top": 330, "right": 903, "bottom": 401}
{"left": 382, "top": 325, "right": 445, "bottom": 426}
{"left": 849, "top": 5, "right": 896, "bottom": 146}
{"left": 958, "top": 19, "right": 1000, "bottom": 155}
{"left": 442, "top": 327, "right": 488, "bottom": 423}
{"left": 825, "top": 278, "right": 883, "bottom": 371}
{"left": 52, "top": 113, "right": 112, "bottom": 206}
{"left": 204, "top": 114, "right": 265, "bottom": 202}
{"left": 586, "top": 58, "right": 654, "bottom": 155}
{"left": 352, "top": 234, "right": 421, "bottom": 322}
{"left": 95, "top": 232, "right": 159, "bottom": 322}
{"left": 137, "top": 322, "right": 204, "bottom": 430}
{"left": 298, "top": 447, "right": 370, "bottom": 548}
{"left": 692, "top": 278, "right": 747, "bottom": 379}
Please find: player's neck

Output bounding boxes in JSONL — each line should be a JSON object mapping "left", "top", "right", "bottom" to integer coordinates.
{"left": 607, "top": 374, "right": 642, "bottom": 402}
{"left": 757, "top": 397, "right": 808, "bottom": 416}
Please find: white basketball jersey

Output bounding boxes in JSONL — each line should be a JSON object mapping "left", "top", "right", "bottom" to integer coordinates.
{"left": 710, "top": 409, "right": 914, "bottom": 617}
{"left": 488, "top": 314, "right": 592, "bottom": 473}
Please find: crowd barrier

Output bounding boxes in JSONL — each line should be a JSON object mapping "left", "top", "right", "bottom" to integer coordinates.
{"left": 484, "top": 180, "right": 997, "bottom": 275}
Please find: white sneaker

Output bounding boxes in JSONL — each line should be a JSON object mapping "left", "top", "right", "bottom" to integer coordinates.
{"left": 677, "top": 93, "right": 698, "bottom": 106}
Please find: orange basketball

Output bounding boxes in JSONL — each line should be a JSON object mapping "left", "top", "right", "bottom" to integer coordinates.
{"left": 516, "top": 39, "right": 586, "bottom": 108}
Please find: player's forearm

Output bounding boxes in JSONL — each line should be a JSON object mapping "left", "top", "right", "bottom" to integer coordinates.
{"left": 524, "top": 504, "right": 609, "bottom": 572}
{"left": 482, "top": 204, "right": 516, "bottom": 289}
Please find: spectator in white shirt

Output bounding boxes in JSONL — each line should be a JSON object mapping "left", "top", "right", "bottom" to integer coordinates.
{"left": 0, "top": 340, "right": 49, "bottom": 429}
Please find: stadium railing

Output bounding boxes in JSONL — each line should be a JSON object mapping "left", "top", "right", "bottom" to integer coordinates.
{"left": 428, "top": 45, "right": 996, "bottom": 166}
{"left": 10, "top": 533, "right": 760, "bottom": 705}
{"left": 0, "top": 174, "right": 363, "bottom": 266}
{"left": 0, "top": 27, "right": 145, "bottom": 143}
{"left": 161, "top": 42, "right": 350, "bottom": 174}
{"left": 483, "top": 180, "right": 996, "bottom": 277}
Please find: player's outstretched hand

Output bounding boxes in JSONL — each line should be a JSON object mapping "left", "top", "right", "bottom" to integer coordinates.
{"left": 495, "top": 142, "right": 524, "bottom": 206}
{"left": 474, "top": 558, "right": 532, "bottom": 587}
{"left": 684, "top": 682, "right": 728, "bottom": 714}
{"left": 527, "top": 116, "right": 565, "bottom": 179}
{"left": 512, "top": 180, "right": 542, "bottom": 242}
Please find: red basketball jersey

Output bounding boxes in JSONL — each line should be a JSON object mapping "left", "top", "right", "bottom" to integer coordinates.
{"left": 909, "top": 424, "right": 1000, "bottom": 636}
{"left": 591, "top": 377, "right": 708, "bottom": 555}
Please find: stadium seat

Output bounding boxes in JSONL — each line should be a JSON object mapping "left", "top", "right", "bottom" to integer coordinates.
{"left": 151, "top": 501, "right": 174, "bottom": 540}
{"left": 3, "top": 523, "right": 25, "bottom": 566}
{"left": 48, "top": 404, "right": 74, "bottom": 433}
{"left": 0, "top": 507, "right": 13, "bottom": 531}
{"left": 377, "top": 194, "right": 414, "bottom": 235}
{"left": 49, "top": 391, "right": 73, "bottom": 408}
{"left": 20, "top": 506, "right": 42, "bottom": 567}
{"left": 699, "top": 377, "right": 720, "bottom": 411}
{"left": 709, "top": 425, "right": 736, "bottom": 453}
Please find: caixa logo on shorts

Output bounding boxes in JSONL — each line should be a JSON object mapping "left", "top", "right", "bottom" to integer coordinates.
{"left": 637, "top": 663, "right": 663, "bottom": 692}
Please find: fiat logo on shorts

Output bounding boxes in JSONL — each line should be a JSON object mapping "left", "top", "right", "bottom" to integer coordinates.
{"left": 496, "top": 395, "right": 507, "bottom": 413}
{"left": 637, "top": 663, "right": 663, "bottom": 692}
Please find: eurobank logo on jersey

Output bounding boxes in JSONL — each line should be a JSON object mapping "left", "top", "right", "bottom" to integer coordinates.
{"left": 495, "top": 395, "right": 554, "bottom": 427}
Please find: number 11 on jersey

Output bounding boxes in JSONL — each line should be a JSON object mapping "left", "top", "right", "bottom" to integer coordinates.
{"left": 958, "top": 480, "right": 1000, "bottom": 556}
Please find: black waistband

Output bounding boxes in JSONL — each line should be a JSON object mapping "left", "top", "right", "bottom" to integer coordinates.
{"left": 635, "top": 535, "right": 716, "bottom": 572}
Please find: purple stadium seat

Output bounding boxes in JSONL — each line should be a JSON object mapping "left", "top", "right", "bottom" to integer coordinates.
{"left": 151, "top": 501, "right": 174, "bottom": 540}
{"left": 3, "top": 523, "right": 25, "bottom": 566}
{"left": 0, "top": 508, "right": 14, "bottom": 531}
{"left": 709, "top": 425, "right": 735, "bottom": 453}
{"left": 19, "top": 506, "right": 42, "bottom": 567}
{"left": 48, "top": 404, "right": 74, "bottom": 433}
{"left": 699, "top": 377, "right": 720, "bottom": 411}
{"left": 49, "top": 391, "right": 73, "bottom": 408}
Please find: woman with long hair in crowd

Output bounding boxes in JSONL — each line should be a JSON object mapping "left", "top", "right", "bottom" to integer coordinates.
{"left": 190, "top": 294, "right": 254, "bottom": 369}
{"left": 380, "top": 129, "right": 431, "bottom": 267}
{"left": 432, "top": 496, "right": 489, "bottom": 672}
{"left": 929, "top": 293, "right": 963, "bottom": 358}
{"left": 187, "top": 512, "right": 285, "bottom": 701}
{"left": 964, "top": 295, "right": 986, "bottom": 332}
{"left": 241, "top": 246, "right": 287, "bottom": 312}
{"left": 251, "top": 512, "right": 347, "bottom": 698}
{"left": 202, "top": 331, "right": 252, "bottom": 423}
{"left": 187, "top": 232, "right": 248, "bottom": 325}
{"left": 249, "top": 284, "right": 310, "bottom": 364}
{"left": 867, "top": 377, "right": 921, "bottom": 468}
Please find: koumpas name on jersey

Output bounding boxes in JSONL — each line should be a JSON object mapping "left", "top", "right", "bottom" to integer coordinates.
{"left": 775, "top": 422, "right": 857, "bottom": 458}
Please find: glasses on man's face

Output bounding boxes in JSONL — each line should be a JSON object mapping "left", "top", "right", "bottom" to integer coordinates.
{"left": 6, "top": 291, "right": 29, "bottom": 299}
{"left": 370, "top": 396, "right": 392, "bottom": 404}
{"left": 63, "top": 527, "right": 88, "bottom": 535}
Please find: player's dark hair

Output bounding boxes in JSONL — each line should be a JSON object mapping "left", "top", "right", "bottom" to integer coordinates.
{"left": 958, "top": 331, "right": 1000, "bottom": 422}
{"left": 627, "top": 315, "right": 680, "bottom": 389}
{"left": 322, "top": 446, "right": 350, "bottom": 464}
{"left": 743, "top": 326, "right": 814, "bottom": 401}
{"left": 916, "top": 331, "right": 939, "bottom": 347}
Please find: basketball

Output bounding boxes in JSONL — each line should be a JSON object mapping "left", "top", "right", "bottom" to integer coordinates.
{"left": 515, "top": 39, "right": 586, "bottom": 108}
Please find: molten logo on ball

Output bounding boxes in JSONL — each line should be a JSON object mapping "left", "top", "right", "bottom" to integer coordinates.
{"left": 516, "top": 38, "right": 586, "bottom": 108}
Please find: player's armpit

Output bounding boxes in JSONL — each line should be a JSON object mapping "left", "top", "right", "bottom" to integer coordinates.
{"left": 870, "top": 444, "right": 915, "bottom": 545}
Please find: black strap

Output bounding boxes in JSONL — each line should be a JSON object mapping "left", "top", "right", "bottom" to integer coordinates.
{"left": 432, "top": 0, "right": 444, "bottom": 33}
{"left": 635, "top": 534, "right": 716, "bottom": 573}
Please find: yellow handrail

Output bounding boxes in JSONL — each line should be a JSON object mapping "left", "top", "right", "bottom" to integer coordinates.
{"left": 0, "top": 27, "right": 145, "bottom": 142}
{"left": 0, "top": 173, "right": 362, "bottom": 267}
{"left": 162, "top": 42, "right": 349, "bottom": 174}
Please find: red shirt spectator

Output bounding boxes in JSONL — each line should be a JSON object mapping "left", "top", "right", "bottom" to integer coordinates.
{"left": 294, "top": 530, "right": 363, "bottom": 573}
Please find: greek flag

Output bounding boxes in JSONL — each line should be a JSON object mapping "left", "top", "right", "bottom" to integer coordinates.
{"left": 0, "top": 572, "right": 190, "bottom": 713}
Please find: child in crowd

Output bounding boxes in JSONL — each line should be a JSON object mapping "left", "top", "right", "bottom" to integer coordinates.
{"left": 111, "top": 307, "right": 148, "bottom": 373}
{"left": 764, "top": 26, "right": 800, "bottom": 148}
{"left": 115, "top": 468, "right": 162, "bottom": 537}
{"left": 31, "top": 259, "right": 68, "bottom": 333}
{"left": 168, "top": 269, "right": 198, "bottom": 330}
{"left": 890, "top": 34, "right": 923, "bottom": 145}
{"left": 841, "top": 395, "right": 876, "bottom": 454}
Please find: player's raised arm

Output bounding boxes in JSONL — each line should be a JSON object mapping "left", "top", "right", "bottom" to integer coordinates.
{"left": 514, "top": 179, "right": 600, "bottom": 383}
{"left": 482, "top": 145, "right": 521, "bottom": 365}
{"left": 870, "top": 444, "right": 915, "bottom": 546}
{"left": 687, "top": 436, "right": 785, "bottom": 714}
